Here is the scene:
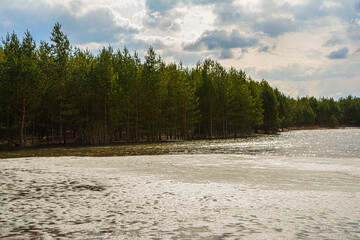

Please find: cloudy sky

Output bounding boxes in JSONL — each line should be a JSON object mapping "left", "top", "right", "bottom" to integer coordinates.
{"left": 1, "top": 0, "right": 360, "bottom": 98}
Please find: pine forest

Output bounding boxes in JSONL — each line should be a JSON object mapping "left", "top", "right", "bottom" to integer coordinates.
{"left": 1, "top": 23, "right": 360, "bottom": 147}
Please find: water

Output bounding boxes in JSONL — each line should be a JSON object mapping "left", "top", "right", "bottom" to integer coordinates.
{"left": 1, "top": 129, "right": 359, "bottom": 239}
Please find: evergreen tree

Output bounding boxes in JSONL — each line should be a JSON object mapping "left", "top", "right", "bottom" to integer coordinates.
{"left": 18, "top": 31, "right": 41, "bottom": 146}
{"left": 212, "top": 62, "right": 229, "bottom": 137}
{"left": 179, "top": 66, "right": 200, "bottom": 139}
{"left": 1, "top": 25, "right": 359, "bottom": 147}
{"left": 37, "top": 41, "right": 54, "bottom": 142}
{"left": 260, "top": 80, "right": 280, "bottom": 133}
{"left": 142, "top": 47, "right": 161, "bottom": 140}
{"left": 296, "top": 97, "right": 316, "bottom": 126}
{"left": 0, "top": 45, "right": 5, "bottom": 141}
{"left": 50, "top": 22, "right": 71, "bottom": 144}
{"left": 229, "top": 76, "right": 253, "bottom": 136}
{"left": 2, "top": 32, "right": 22, "bottom": 145}
{"left": 274, "top": 89, "right": 295, "bottom": 130}
{"left": 67, "top": 48, "right": 94, "bottom": 143}
{"left": 93, "top": 46, "right": 115, "bottom": 143}
{"left": 339, "top": 96, "right": 360, "bottom": 126}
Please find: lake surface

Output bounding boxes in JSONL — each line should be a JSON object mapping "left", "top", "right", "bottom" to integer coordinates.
{"left": 1, "top": 129, "right": 359, "bottom": 239}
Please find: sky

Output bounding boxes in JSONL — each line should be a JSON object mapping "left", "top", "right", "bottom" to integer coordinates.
{"left": 1, "top": 0, "right": 360, "bottom": 98}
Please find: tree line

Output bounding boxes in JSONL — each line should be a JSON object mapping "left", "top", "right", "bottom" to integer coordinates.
{"left": 1, "top": 23, "right": 359, "bottom": 147}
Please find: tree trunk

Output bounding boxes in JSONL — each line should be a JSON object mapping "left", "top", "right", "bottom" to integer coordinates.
{"left": 265, "top": 111, "right": 268, "bottom": 133}
{"left": 20, "top": 96, "right": 26, "bottom": 147}
{"left": 135, "top": 86, "right": 139, "bottom": 141}
{"left": 184, "top": 109, "right": 187, "bottom": 139}
{"left": 225, "top": 114, "right": 228, "bottom": 139}
{"left": 59, "top": 99, "right": 63, "bottom": 144}
{"left": 32, "top": 119, "right": 35, "bottom": 144}
{"left": 135, "top": 103, "right": 138, "bottom": 141}
{"left": 210, "top": 114, "right": 213, "bottom": 138}
{"left": 127, "top": 106, "right": 130, "bottom": 142}
{"left": 222, "top": 113, "right": 225, "bottom": 138}
{"left": 104, "top": 96, "right": 108, "bottom": 143}
{"left": 234, "top": 115, "right": 237, "bottom": 138}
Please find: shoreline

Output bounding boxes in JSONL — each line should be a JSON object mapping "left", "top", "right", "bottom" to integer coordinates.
{"left": 0, "top": 134, "right": 260, "bottom": 159}
{"left": 283, "top": 125, "right": 360, "bottom": 131}
{"left": 0, "top": 127, "right": 359, "bottom": 159}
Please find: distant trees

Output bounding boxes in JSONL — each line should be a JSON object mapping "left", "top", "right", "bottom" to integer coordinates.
{"left": 339, "top": 96, "right": 360, "bottom": 126}
{"left": 1, "top": 24, "right": 360, "bottom": 147}
{"left": 295, "top": 97, "right": 316, "bottom": 127}
{"left": 260, "top": 81, "right": 280, "bottom": 133}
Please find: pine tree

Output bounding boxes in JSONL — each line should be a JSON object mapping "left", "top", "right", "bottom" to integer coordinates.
{"left": 260, "top": 80, "right": 280, "bottom": 133}
{"left": 50, "top": 22, "right": 71, "bottom": 144}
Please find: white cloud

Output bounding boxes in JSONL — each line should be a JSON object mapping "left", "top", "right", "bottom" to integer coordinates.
{"left": 1, "top": 0, "right": 359, "bottom": 98}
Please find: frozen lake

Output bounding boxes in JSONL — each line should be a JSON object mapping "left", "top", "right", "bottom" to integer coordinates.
{"left": 1, "top": 129, "right": 360, "bottom": 239}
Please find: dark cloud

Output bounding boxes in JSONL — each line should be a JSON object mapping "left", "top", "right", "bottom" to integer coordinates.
{"left": 356, "top": 1, "right": 360, "bottom": 11}
{"left": 145, "top": 0, "right": 233, "bottom": 13}
{"left": 215, "top": 3, "right": 253, "bottom": 25}
{"left": 292, "top": 1, "right": 325, "bottom": 21}
{"left": 215, "top": 0, "right": 360, "bottom": 38}
{"left": 191, "top": 0, "right": 233, "bottom": 5}
{"left": 323, "top": 36, "right": 343, "bottom": 47}
{"left": 219, "top": 49, "right": 233, "bottom": 59}
{"left": 328, "top": 47, "right": 349, "bottom": 59}
{"left": 258, "top": 45, "right": 270, "bottom": 53}
{"left": 143, "top": 0, "right": 233, "bottom": 31}
{"left": 288, "top": 1, "right": 354, "bottom": 23}
{"left": 215, "top": 2, "right": 300, "bottom": 37}
{"left": 356, "top": 48, "right": 360, "bottom": 53}
{"left": 254, "top": 18, "right": 299, "bottom": 37}
{"left": 183, "top": 29, "right": 258, "bottom": 51}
